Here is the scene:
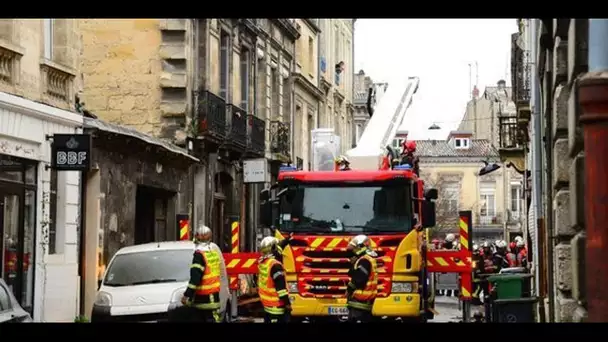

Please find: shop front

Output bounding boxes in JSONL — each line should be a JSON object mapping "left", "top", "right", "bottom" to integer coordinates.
{"left": 0, "top": 91, "right": 84, "bottom": 321}
{"left": 0, "top": 155, "right": 37, "bottom": 313}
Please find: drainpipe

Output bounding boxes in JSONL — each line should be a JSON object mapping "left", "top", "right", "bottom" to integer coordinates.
{"left": 578, "top": 19, "right": 608, "bottom": 323}
{"left": 351, "top": 20, "right": 355, "bottom": 148}
{"left": 527, "top": 19, "right": 540, "bottom": 318}
{"left": 317, "top": 22, "right": 323, "bottom": 129}
{"left": 191, "top": 19, "right": 200, "bottom": 229}
{"left": 290, "top": 33, "right": 297, "bottom": 165}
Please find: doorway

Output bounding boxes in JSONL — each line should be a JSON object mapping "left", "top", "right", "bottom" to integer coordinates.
{"left": 134, "top": 186, "right": 174, "bottom": 245}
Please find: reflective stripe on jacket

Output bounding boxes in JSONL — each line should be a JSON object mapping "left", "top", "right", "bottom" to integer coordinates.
{"left": 258, "top": 257, "right": 287, "bottom": 315}
{"left": 188, "top": 250, "right": 221, "bottom": 310}
{"left": 348, "top": 254, "right": 378, "bottom": 310}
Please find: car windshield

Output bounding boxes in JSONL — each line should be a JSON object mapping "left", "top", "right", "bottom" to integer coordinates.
{"left": 278, "top": 181, "right": 413, "bottom": 234}
{"left": 103, "top": 249, "right": 193, "bottom": 287}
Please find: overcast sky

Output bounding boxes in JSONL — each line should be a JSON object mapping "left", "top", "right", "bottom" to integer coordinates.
{"left": 354, "top": 19, "right": 517, "bottom": 140}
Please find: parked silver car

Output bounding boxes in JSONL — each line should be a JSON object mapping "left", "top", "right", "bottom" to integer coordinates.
{"left": 0, "top": 279, "right": 33, "bottom": 323}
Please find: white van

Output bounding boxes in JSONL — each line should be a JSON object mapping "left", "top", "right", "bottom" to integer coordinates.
{"left": 91, "top": 241, "right": 231, "bottom": 322}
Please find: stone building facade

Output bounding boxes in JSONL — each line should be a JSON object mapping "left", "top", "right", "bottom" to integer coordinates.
{"left": 507, "top": 19, "right": 588, "bottom": 322}
{"left": 0, "top": 19, "right": 83, "bottom": 322}
{"left": 535, "top": 19, "right": 588, "bottom": 323}
{"left": 79, "top": 19, "right": 299, "bottom": 254}
{"left": 292, "top": 19, "right": 323, "bottom": 170}
{"left": 353, "top": 69, "right": 373, "bottom": 145}
{"left": 318, "top": 19, "right": 356, "bottom": 154}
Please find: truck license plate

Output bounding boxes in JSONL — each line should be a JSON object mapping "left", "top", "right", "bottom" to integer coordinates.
{"left": 328, "top": 307, "right": 349, "bottom": 315}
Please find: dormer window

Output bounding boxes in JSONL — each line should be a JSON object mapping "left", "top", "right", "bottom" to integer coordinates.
{"left": 454, "top": 138, "right": 470, "bottom": 149}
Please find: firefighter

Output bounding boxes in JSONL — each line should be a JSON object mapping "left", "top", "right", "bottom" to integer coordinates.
{"left": 492, "top": 240, "right": 509, "bottom": 272}
{"left": 335, "top": 155, "right": 351, "bottom": 171}
{"left": 400, "top": 141, "right": 420, "bottom": 175}
{"left": 257, "top": 236, "right": 292, "bottom": 323}
{"left": 516, "top": 240, "right": 528, "bottom": 268}
{"left": 346, "top": 235, "right": 378, "bottom": 323}
{"left": 506, "top": 242, "right": 519, "bottom": 267}
{"left": 442, "top": 233, "right": 456, "bottom": 250}
{"left": 471, "top": 244, "right": 484, "bottom": 305}
{"left": 181, "top": 225, "right": 222, "bottom": 323}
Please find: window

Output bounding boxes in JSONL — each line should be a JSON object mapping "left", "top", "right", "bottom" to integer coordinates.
{"left": 43, "top": 19, "right": 53, "bottom": 60}
{"left": 308, "top": 37, "right": 314, "bottom": 75}
{"left": 270, "top": 67, "right": 279, "bottom": 119}
{"left": 510, "top": 183, "right": 522, "bottom": 219}
{"left": 480, "top": 182, "right": 496, "bottom": 223}
{"left": 219, "top": 31, "right": 230, "bottom": 100}
{"left": 279, "top": 182, "right": 413, "bottom": 234}
{"left": 441, "top": 181, "right": 459, "bottom": 213}
{"left": 48, "top": 169, "right": 58, "bottom": 255}
{"left": 240, "top": 48, "right": 250, "bottom": 111}
{"left": 103, "top": 249, "right": 194, "bottom": 287}
{"left": 0, "top": 285, "right": 11, "bottom": 312}
{"left": 454, "top": 138, "right": 470, "bottom": 149}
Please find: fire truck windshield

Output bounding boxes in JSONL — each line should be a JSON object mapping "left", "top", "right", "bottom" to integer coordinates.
{"left": 278, "top": 181, "right": 413, "bottom": 234}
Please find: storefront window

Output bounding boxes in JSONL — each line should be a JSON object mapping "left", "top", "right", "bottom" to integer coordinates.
{"left": 0, "top": 154, "right": 37, "bottom": 314}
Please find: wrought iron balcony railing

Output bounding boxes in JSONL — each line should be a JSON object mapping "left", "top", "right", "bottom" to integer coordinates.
{"left": 197, "top": 90, "right": 226, "bottom": 140}
{"left": 499, "top": 116, "right": 526, "bottom": 149}
{"left": 476, "top": 212, "right": 503, "bottom": 226}
{"left": 227, "top": 104, "right": 247, "bottom": 149}
{"left": 270, "top": 120, "right": 290, "bottom": 158}
{"left": 247, "top": 114, "right": 265, "bottom": 156}
{"left": 511, "top": 33, "right": 531, "bottom": 104}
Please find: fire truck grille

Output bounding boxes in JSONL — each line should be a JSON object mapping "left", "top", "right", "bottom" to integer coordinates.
{"left": 299, "top": 277, "right": 390, "bottom": 298}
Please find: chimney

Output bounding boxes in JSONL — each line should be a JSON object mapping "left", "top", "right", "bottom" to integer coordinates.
{"left": 472, "top": 85, "right": 480, "bottom": 99}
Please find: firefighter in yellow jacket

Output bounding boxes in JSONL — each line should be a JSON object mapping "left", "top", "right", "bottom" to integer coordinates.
{"left": 346, "top": 234, "right": 378, "bottom": 323}
{"left": 181, "top": 225, "right": 221, "bottom": 322}
{"left": 257, "top": 236, "right": 292, "bottom": 323}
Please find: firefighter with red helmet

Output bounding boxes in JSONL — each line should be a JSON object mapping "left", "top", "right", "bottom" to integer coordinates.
{"left": 400, "top": 140, "right": 420, "bottom": 175}
{"left": 346, "top": 235, "right": 378, "bottom": 323}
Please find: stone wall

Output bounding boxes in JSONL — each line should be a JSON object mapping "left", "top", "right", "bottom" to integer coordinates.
{"left": 538, "top": 19, "right": 588, "bottom": 322}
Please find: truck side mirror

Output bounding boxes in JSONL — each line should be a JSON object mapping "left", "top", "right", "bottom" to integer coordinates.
{"left": 260, "top": 189, "right": 270, "bottom": 202}
{"left": 260, "top": 200, "right": 272, "bottom": 227}
{"left": 424, "top": 188, "right": 438, "bottom": 200}
{"left": 421, "top": 200, "right": 436, "bottom": 228}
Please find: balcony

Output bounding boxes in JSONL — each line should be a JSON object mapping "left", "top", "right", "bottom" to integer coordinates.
{"left": 270, "top": 121, "right": 290, "bottom": 162}
{"left": 226, "top": 104, "right": 247, "bottom": 151}
{"left": 511, "top": 32, "right": 531, "bottom": 123}
{"left": 477, "top": 212, "right": 503, "bottom": 226}
{"left": 197, "top": 90, "right": 227, "bottom": 142}
{"left": 498, "top": 115, "right": 528, "bottom": 171}
{"left": 247, "top": 114, "right": 265, "bottom": 157}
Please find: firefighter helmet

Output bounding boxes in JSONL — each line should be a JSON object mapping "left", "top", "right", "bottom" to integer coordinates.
{"left": 514, "top": 236, "right": 524, "bottom": 243}
{"left": 260, "top": 236, "right": 280, "bottom": 256}
{"left": 348, "top": 234, "right": 371, "bottom": 253}
{"left": 446, "top": 233, "right": 456, "bottom": 242}
{"left": 193, "top": 225, "right": 212, "bottom": 244}
{"left": 405, "top": 140, "right": 417, "bottom": 152}
{"left": 516, "top": 240, "right": 525, "bottom": 248}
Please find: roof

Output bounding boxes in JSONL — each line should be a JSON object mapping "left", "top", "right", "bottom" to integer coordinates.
{"left": 115, "top": 241, "right": 195, "bottom": 255}
{"left": 414, "top": 139, "right": 498, "bottom": 158}
{"left": 83, "top": 117, "right": 199, "bottom": 163}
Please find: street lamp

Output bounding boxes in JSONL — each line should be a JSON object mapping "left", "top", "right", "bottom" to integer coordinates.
{"left": 478, "top": 160, "right": 501, "bottom": 176}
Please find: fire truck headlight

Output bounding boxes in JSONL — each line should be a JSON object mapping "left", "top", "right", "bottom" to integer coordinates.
{"left": 287, "top": 282, "right": 299, "bottom": 293}
{"left": 170, "top": 287, "right": 187, "bottom": 304}
{"left": 391, "top": 282, "right": 415, "bottom": 293}
{"left": 94, "top": 291, "right": 112, "bottom": 306}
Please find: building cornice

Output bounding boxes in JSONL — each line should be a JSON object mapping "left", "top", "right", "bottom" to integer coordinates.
{"left": 292, "top": 73, "right": 324, "bottom": 100}
{"left": 273, "top": 19, "right": 300, "bottom": 41}
{"left": 303, "top": 19, "right": 321, "bottom": 33}
{"left": 0, "top": 91, "right": 83, "bottom": 127}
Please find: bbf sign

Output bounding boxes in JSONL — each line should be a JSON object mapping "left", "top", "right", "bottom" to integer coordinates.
{"left": 50, "top": 134, "right": 92, "bottom": 171}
